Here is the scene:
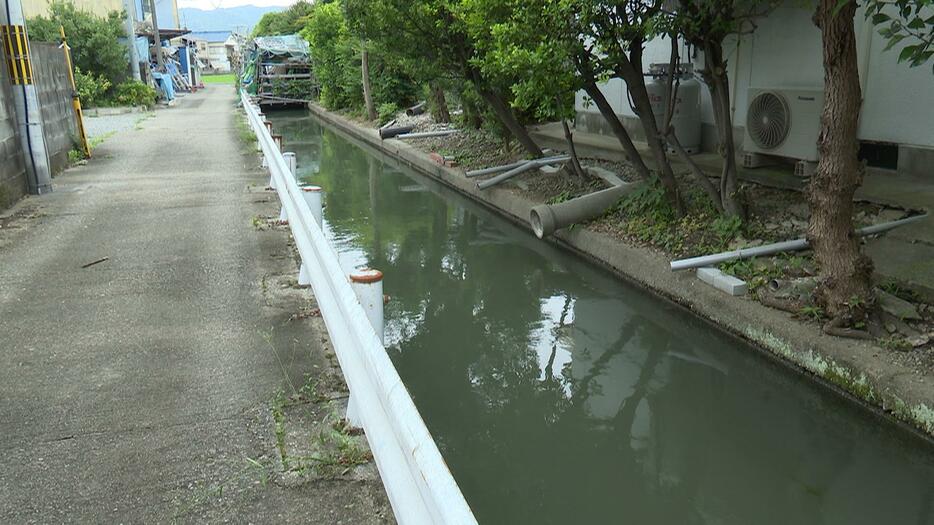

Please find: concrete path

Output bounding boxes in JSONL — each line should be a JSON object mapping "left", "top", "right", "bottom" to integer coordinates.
{"left": 0, "top": 87, "right": 391, "bottom": 522}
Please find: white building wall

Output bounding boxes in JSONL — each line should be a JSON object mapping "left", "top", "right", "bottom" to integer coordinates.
{"left": 576, "top": 4, "right": 934, "bottom": 152}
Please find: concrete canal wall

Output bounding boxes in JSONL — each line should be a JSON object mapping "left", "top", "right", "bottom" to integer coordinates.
{"left": 306, "top": 102, "right": 934, "bottom": 441}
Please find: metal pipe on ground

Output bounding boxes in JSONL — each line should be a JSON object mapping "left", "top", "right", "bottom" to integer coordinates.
{"left": 379, "top": 125, "right": 415, "bottom": 139}
{"left": 530, "top": 183, "right": 641, "bottom": 238}
{"left": 476, "top": 156, "right": 569, "bottom": 191}
{"left": 405, "top": 102, "right": 426, "bottom": 116}
{"left": 465, "top": 155, "right": 568, "bottom": 178}
{"left": 669, "top": 214, "right": 928, "bottom": 271}
{"left": 396, "top": 129, "right": 457, "bottom": 140}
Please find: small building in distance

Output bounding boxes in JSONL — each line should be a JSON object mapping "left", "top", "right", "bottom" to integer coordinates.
{"left": 188, "top": 31, "right": 233, "bottom": 73}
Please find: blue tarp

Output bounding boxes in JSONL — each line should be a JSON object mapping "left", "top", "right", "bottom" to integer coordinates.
{"left": 152, "top": 71, "right": 175, "bottom": 101}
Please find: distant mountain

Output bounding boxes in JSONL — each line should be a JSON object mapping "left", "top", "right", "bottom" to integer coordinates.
{"left": 179, "top": 5, "right": 285, "bottom": 33}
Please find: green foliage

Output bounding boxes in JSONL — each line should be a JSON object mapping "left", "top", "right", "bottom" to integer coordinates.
{"left": 879, "top": 334, "right": 912, "bottom": 351}
{"left": 547, "top": 190, "right": 573, "bottom": 205}
{"left": 343, "top": 0, "right": 531, "bottom": 133}
{"left": 28, "top": 1, "right": 128, "bottom": 91}
{"left": 302, "top": 2, "right": 361, "bottom": 110}
{"left": 272, "top": 78, "right": 317, "bottom": 100}
{"left": 610, "top": 179, "right": 750, "bottom": 255}
{"left": 68, "top": 148, "right": 86, "bottom": 164}
{"left": 865, "top": 0, "right": 934, "bottom": 70}
{"left": 203, "top": 73, "right": 236, "bottom": 84}
{"left": 618, "top": 177, "right": 678, "bottom": 224}
{"left": 711, "top": 215, "right": 743, "bottom": 243}
{"left": 252, "top": 1, "right": 315, "bottom": 37}
{"left": 377, "top": 102, "right": 398, "bottom": 125}
{"left": 471, "top": 0, "right": 583, "bottom": 124}
{"left": 74, "top": 67, "right": 111, "bottom": 107}
{"left": 798, "top": 305, "right": 826, "bottom": 322}
{"left": 114, "top": 81, "right": 157, "bottom": 108}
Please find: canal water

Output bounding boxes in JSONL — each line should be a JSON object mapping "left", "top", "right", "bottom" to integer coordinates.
{"left": 269, "top": 111, "right": 934, "bottom": 525}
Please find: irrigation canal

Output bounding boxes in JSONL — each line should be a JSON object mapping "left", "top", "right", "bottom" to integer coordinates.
{"left": 268, "top": 110, "right": 934, "bottom": 525}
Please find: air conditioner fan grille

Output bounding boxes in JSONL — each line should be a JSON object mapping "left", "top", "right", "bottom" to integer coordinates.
{"left": 747, "top": 91, "right": 790, "bottom": 150}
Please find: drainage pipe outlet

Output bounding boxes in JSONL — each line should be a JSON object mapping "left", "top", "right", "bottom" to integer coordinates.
{"left": 530, "top": 182, "right": 640, "bottom": 238}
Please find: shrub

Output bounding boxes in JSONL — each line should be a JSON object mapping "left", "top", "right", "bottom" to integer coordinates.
{"left": 74, "top": 67, "right": 111, "bottom": 107}
{"left": 114, "top": 81, "right": 157, "bottom": 108}
{"left": 377, "top": 102, "right": 398, "bottom": 125}
{"left": 28, "top": 1, "right": 127, "bottom": 90}
{"left": 302, "top": 3, "right": 360, "bottom": 110}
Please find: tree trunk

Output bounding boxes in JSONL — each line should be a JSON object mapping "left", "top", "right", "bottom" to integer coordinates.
{"left": 361, "top": 46, "right": 376, "bottom": 121}
{"left": 703, "top": 42, "right": 743, "bottom": 217}
{"left": 809, "top": 0, "right": 873, "bottom": 320}
{"left": 581, "top": 80, "right": 651, "bottom": 180}
{"left": 561, "top": 119, "right": 586, "bottom": 178}
{"left": 616, "top": 50, "right": 684, "bottom": 214}
{"left": 429, "top": 82, "right": 451, "bottom": 123}
{"left": 476, "top": 86, "right": 543, "bottom": 157}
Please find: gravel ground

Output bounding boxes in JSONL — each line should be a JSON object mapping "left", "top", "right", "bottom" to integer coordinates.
{"left": 83, "top": 112, "right": 147, "bottom": 139}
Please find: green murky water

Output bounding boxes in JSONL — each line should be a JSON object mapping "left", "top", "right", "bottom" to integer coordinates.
{"left": 269, "top": 111, "right": 934, "bottom": 525}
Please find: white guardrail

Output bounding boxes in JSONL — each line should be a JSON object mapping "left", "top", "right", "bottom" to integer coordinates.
{"left": 240, "top": 90, "right": 477, "bottom": 525}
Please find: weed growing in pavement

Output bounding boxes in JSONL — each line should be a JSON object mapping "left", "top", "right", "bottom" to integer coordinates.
{"left": 547, "top": 190, "right": 574, "bottom": 205}
{"left": 879, "top": 335, "right": 911, "bottom": 352}
{"left": 171, "top": 457, "right": 275, "bottom": 521}
{"left": 797, "top": 305, "right": 826, "bottom": 322}
{"left": 271, "top": 390, "right": 289, "bottom": 469}
{"left": 235, "top": 113, "right": 258, "bottom": 149}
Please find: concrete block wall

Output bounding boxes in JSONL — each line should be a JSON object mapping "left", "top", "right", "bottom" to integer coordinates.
{"left": 31, "top": 43, "right": 79, "bottom": 176}
{"left": 0, "top": 51, "right": 27, "bottom": 211}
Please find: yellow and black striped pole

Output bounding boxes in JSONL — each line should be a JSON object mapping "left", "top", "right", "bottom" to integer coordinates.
{"left": 2, "top": 0, "right": 52, "bottom": 194}
{"left": 59, "top": 25, "right": 90, "bottom": 158}
{"left": 1, "top": 22, "right": 32, "bottom": 86}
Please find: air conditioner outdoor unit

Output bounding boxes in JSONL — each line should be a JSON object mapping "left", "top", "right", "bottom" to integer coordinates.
{"left": 743, "top": 88, "right": 823, "bottom": 176}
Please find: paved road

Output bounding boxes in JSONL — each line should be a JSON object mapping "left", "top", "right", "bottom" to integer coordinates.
{"left": 0, "top": 87, "right": 390, "bottom": 522}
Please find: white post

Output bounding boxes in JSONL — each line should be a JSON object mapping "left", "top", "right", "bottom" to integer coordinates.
{"left": 297, "top": 183, "right": 323, "bottom": 286}
{"left": 284, "top": 151, "right": 297, "bottom": 176}
{"left": 350, "top": 268, "right": 384, "bottom": 345}
{"left": 299, "top": 184, "right": 323, "bottom": 225}
{"left": 347, "top": 268, "right": 384, "bottom": 428}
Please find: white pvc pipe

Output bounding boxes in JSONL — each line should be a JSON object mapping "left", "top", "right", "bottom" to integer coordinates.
{"left": 396, "top": 129, "right": 457, "bottom": 140}
{"left": 477, "top": 156, "right": 570, "bottom": 190}
{"left": 670, "top": 214, "right": 928, "bottom": 271}
{"left": 465, "top": 155, "right": 568, "bottom": 178}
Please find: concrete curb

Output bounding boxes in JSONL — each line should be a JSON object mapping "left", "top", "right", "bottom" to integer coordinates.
{"left": 82, "top": 106, "right": 147, "bottom": 117}
{"left": 306, "top": 103, "right": 934, "bottom": 441}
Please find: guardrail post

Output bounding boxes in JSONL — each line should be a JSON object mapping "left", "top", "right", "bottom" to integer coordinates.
{"left": 348, "top": 268, "right": 385, "bottom": 427}
{"left": 280, "top": 152, "right": 296, "bottom": 190}
{"left": 297, "top": 183, "right": 323, "bottom": 287}
{"left": 299, "top": 184, "right": 323, "bottom": 225}
{"left": 350, "top": 269, "right": 384, "bottom": 344}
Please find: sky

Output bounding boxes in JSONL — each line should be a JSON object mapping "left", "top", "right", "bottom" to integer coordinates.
{"left": 177, "top": 0, "right": 299, "bottom": 9}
